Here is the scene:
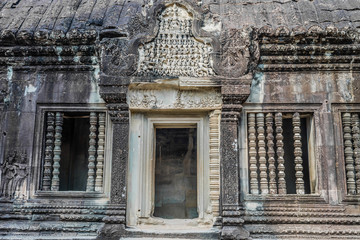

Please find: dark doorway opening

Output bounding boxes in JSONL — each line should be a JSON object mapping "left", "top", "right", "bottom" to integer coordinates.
{"left": 153, "top": 128, "right": 198, "bottom": 219}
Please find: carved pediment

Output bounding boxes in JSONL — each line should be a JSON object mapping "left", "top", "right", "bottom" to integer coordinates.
{"left": 136, "top": 3, "right": 215, "bottom": 78}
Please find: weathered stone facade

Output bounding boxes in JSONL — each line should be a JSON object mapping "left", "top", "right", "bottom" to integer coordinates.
{"left": 0, "top": 0, "right": 360, "bottom": 239}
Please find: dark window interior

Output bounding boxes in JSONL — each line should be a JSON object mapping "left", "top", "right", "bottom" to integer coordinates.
{"left": 250, "top": 114, "right": 311, "bottom": 194}
{"left": 59, "top": 113, "right": 90, "bottom": 191}
{"left": 154, "top": 128, "right": 198, "bottom": 219}
{"left": 282, "top": 117, "right": 310, "bottom": 194}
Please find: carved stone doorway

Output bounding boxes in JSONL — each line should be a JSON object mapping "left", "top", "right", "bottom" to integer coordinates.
{"left": 127, "top": 95, "right": 221, "bottom": 229}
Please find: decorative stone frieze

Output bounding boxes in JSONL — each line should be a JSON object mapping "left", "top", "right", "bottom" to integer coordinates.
{"left": 128, "top": 89, "right": 222, "bottom": 110}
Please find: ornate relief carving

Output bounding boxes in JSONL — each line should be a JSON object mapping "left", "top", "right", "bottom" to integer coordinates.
{"left": 218, "top": 28, "right": 259, "bottom": 78}
{"left": 101, "top": 38, "right": 137, "bottom": 76}
{"left": 136, "top": 4, "right": 214, "bottom": 77}
{"left": 0, "top": 151, "right": 28, "bottom": 200}
{"left": 0, "top": 74, "right": 8, "bottom": 103}
{"left": 128, "top": 89, "right": 221, "bottom": 109}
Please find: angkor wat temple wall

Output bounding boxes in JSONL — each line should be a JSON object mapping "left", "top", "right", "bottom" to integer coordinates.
{"left": 0, "top": 0, "right": 360, "bottom": 239}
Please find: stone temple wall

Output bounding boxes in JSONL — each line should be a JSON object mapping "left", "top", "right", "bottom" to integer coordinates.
{"left": 0, "top": 0, "right": 360, "bottom": 239}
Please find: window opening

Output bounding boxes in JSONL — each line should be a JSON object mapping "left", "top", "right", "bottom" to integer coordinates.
{"left": 342, "top": 112, "right": 360, "bottom": 195}
{"left": 153, "top": 128, "right": 198, "bottom": 219}
{"left": 247, "top": 112, "right": 314, "bottom": 195}
{"left": 41, "top": 111, "right": 106, "bottom": 192}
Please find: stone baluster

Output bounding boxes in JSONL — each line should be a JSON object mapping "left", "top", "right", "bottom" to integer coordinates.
{"left": 95, "top": 113, "right": 106, "bottom": 192}
{"left": 42, "top": 112, "right": 55, "bottom": 191}
{"left": 275, "top": 112, "right": 286, "bottom": 194}
{"left": 87, "top": 112, "right": 98, "bottom": 192}
{"left": 343, "top": 113, "right": 356, "bottom": 195}
{"left": 266, "top": 113, "right": 277, "bottom": 194}
{"left": 51, "top": 112, "right": 63, "bottom": 191}
{"left": 293, "top": 112, "right": 305, "bottom": 194}
{"left": 257, "top": 113, "right": 268, "bottom": 194}
{"left": 351, "top": 113, "right": 360, "bottom": 194}
{"left": 248, "top": 113, "right": 259, "bottom": 194}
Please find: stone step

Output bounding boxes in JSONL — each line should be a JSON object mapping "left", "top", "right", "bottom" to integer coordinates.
{"left": 121, "top": 228, "right": 220, "bottom": 240}
{"left": 121, "top": 238, "right": 211, "bottom": 240}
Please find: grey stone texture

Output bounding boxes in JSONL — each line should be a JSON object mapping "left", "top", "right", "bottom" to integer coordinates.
{"left": 0, "top": 0, "right": 360, "bottom": 239}
{"left": 1, "top": 0, "right": 360, "bottom": 34}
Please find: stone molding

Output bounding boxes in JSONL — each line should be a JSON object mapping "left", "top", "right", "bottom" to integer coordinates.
{"left": 0, "top": 29, "right": 97, "bottom": 46}
{"left": 0, "top": 24, "right": 359, "bottom": 74}
{"left": 259, "top": 25, "right": 360, "bottom": 72}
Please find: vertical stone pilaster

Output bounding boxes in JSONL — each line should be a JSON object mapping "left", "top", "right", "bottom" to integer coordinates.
{"left": 220, "top": 85, "right": 250, "bottom": 240}
{"left": 107, "top": 102, "right": 129, "bottom": 204}
{"left": 221, "top": 108, "right": 240, "bottom": 207}
{"left": 97, "top": 34, "right": 131, "bottom": 238}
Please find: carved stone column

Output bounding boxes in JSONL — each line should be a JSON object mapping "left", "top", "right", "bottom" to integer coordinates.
{"left": 98, "top": 89, "right": 129, "bottom": 205}
{"left": 107, "top": 101, "right": 129, "bottom": 204}
{"left": 220, "top": 85, "right": 250, "bottom": 240}
{"left": 97, "top": 37, "right": 132, "bottom": 238}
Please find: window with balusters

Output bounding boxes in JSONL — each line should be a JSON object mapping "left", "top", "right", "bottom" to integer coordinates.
{"left": 246, "top": 111, "right": 317, "bottom": 195}
{"left": 341, "top": 112, "right": 360, "bottom": 196}
{"left": 40, "top": 111, "right": 107, "bottom": 193}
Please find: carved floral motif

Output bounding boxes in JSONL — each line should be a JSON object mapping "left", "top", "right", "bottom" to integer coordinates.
{"left": 136, "top": 4, "right": 214, "bottom": 77}
{"left": 128, "top": 89, "right": 221, "bottom": 109}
